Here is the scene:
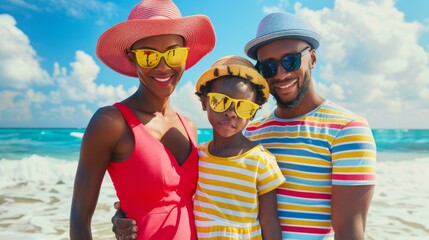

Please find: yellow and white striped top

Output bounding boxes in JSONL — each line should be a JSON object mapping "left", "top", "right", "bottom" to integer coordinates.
{"left": 194, "top": 141, "right": 285, "bottom": 239}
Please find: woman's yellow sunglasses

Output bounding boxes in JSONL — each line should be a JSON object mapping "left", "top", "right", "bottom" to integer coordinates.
{"left": 128, "top": 47, "right": 189, "bottom": 68}
{"left": 207, "top": 92, "right": 260, "bottom": 119}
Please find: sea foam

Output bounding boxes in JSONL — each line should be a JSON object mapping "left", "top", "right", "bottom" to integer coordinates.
{"left": 0, "top": 155, "right": 115, "bottom": 240}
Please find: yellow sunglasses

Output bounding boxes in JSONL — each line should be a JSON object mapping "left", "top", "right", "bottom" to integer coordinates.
{"left": 128, "top": 47, "right": 189, "bottom": 68}
{"left": 207, "top": 92, "right": 260, "bottom": 119}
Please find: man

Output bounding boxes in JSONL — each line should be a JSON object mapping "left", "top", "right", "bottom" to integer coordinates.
{"left": 112, "top": 12, "right": 376, "bottom": 240}
{"left": 243, "top": 12, "right": 376, "bottom": 239}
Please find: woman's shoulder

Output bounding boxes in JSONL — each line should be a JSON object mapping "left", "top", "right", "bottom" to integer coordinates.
{"left": 93, "top": 105, "right": 123, "bottom": 122}
{"left": 81, "top": 105, "right": 129, "bottom": 158}
{"left": 86, "top": 105, "right": 127, "bottom": 133}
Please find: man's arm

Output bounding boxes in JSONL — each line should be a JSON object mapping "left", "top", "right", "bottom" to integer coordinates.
{"left": 330, "top": 118, "right": 376, "bottom": 239}
{"left": 331, "top": 185, "right": 375, "bottom": 240}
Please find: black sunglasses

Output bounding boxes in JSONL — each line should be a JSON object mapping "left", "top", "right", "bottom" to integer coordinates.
{"left": 255, "top": 47, "right": 311, "bottom": 78}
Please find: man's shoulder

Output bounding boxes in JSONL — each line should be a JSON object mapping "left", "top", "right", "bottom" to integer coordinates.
{"left": 247, "top": 111, "right": 275, "bottom": 127}
{"left": 321, "top": 101, "right": 374, "bottom": 145}
{"left": 244, "top": 112, "right": 275, "bottom": 137}
{"left": 318, "top": 100, "right": 369, "bottom": 125}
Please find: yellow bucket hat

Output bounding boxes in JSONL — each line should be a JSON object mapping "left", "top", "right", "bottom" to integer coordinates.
{"left": 195, "top": 55, "right": 269, "bottom": 102}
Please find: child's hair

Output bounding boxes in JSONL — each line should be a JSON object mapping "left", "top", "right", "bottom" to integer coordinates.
{"left": 196, "top": 76, "right": 266, "bottom": 105}
{"left": 195, "top": 55, "right": 270, "bottom": 106}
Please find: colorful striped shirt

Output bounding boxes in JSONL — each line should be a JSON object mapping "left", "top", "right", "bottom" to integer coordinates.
{"left": 244, "top": 100, "right": 377, "bottom": 240}
{"left": 194, "top": 142, "right": 285, "bottom": 239}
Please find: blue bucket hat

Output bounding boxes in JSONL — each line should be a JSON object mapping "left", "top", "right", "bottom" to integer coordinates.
{"left": 245, "top": 12, "right": 321, "bottom": 60}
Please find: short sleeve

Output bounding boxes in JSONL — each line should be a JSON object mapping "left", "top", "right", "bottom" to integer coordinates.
{"left": 331, "top": 118, "right": 377, "bottom": 186}
{"left": 256, "top": 146, "right": 286, "bottom": 195}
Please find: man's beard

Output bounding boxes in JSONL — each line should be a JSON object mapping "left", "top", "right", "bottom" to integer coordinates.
{"left": 272, "top": 70, "right": 311, "bottom": 109}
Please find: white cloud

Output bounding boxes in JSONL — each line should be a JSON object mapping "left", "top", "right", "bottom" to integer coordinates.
{"left": 420, "top": 87, "right": 429, "bottom": 101}
{"left": 257, "top": 0, "right": 429, "bottom": 128}
{"left": 51, "top": 0, "right": 116, "bottom": 19}
{"left": 0, "top": 14, "right": 51, "bottom": 88}
{"left": 51, "top": 50, "right": 135, "bottom": 106}
{"left": 292, "top": 0, "right": 429, "bottom": 128}
{"left": 0, "top": 90, "right": 32, "bottom": 123}
{"left": 0, "top": 89, "right": 49, "bottom": 125}
{"left": 95, "top": 84, "right": 137, "bottom": 107}
{"left": 0, "top": 91, "right": 19, "bottom": 112}
{"left": 316, "top": 81, "right": 345, "bottom": 100}
{"left": 262, "top": 0, "right": 291, "bottom": 14}
{"left": 2, "top": 0, "right": 428, "bottom": 129}
{"left": 0, "top": 16, "right": 136, "bottom": 127}
{"left": 25, "top": 89, "right": 47, "bottom": 105}
{"left": 1, "top": 0, "right": 39, "bottom": 11}
{"left": 1, "top": 0, "right": 116, "bottom": 20}
{"left": 171, "top": 82, "right": 209, "bottom": 128}
{"left": 38, "top": 104, "right": 93, "bottom": 127}
{"left": 52, "top": 51, "right": 99, "bottom": 102}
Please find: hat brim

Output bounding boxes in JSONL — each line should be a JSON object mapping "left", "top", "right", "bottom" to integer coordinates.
{"left": 196, "top": 65, "right": 270, "bottom": 101}
{"left": 96, "top": 15, "right": 215, "bottom": 77}
{"left": 245, "top": 30, "right": 320, "bottom": 60}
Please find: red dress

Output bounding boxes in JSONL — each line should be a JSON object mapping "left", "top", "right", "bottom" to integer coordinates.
{"left": 107, "top": 103, "right": 199, "bottom": 239}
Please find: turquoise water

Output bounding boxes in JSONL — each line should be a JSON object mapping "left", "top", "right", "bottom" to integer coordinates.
{"left": 0, "top": 128, "right": 428, "bottom": 161}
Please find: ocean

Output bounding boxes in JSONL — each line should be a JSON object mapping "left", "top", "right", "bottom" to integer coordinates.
{"left": 1, "top": 128, "right": 428, "bottom": 239}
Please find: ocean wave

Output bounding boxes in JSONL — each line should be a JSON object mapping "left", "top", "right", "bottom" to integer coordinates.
{"left": 1, "top": 154, "right": 428, "bottom": 186}
{"left": 0, "top": 155, "right": 78, "bottom": 186}
{"left": 70, "top": 132, "right": 83, "bottom": 139}
{"left": 375, "top": 156, "right": 429, "bottom": 187}
{"left": 0, "top": 154, "right": 116, "bottom": 240}
{"left": 0, "top": 155, "right": 112, "bottom": 188}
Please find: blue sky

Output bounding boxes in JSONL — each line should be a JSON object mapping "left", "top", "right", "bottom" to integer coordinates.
{"left": 0, "top": 0, "right": 428, "bottom": 129}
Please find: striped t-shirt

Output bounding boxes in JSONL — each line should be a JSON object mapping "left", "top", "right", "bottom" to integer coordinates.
{"left": 244, "top": 100, "right": 376, "bottom": 239}
{"left": 194, "top": 142, "right": 285, "bottom": 239}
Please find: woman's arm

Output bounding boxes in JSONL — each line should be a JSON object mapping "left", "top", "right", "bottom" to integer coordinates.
{"left": 259, "top": 190, "right": 282, "bottom": 240}
{"left": 70, "top": 107, "right": 123, "bottom": 240}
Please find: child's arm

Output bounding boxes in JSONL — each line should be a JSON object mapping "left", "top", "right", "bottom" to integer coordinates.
{"left": 259, "top": 190, "right": 282, "bottom": 240}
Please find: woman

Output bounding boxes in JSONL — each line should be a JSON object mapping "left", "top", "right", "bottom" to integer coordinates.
{"left": 69, "top": 0, "right": 215, "bottom": 239}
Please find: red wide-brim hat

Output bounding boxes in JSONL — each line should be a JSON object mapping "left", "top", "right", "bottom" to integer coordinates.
{"left": 96, "top": 0, "right": 216, "bottom": 77}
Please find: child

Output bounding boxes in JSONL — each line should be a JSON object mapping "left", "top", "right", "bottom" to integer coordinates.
{"left": 194, "top": 56, "right": 285, "bottom": 240}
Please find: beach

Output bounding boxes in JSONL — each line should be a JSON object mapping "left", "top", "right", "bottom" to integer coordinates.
{"left": 0, "top": 129, "right": 429, "bottom": 239}
{"left": 366, "top": 153, "right": 429, "bottom": 239}
{"left": 0, "top": 155, "right": 115, "bottom": 240}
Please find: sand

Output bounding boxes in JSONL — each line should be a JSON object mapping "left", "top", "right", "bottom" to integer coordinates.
{"left": 1, "top": 158, "right": 429, "bottom": 239}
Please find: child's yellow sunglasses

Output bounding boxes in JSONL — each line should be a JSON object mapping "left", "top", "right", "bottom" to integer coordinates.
{"left": 207, "top": 92, "right": 260, "bottom": 119}
{"left": 128, "top": 47, "right": 189, "bottom": 68}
